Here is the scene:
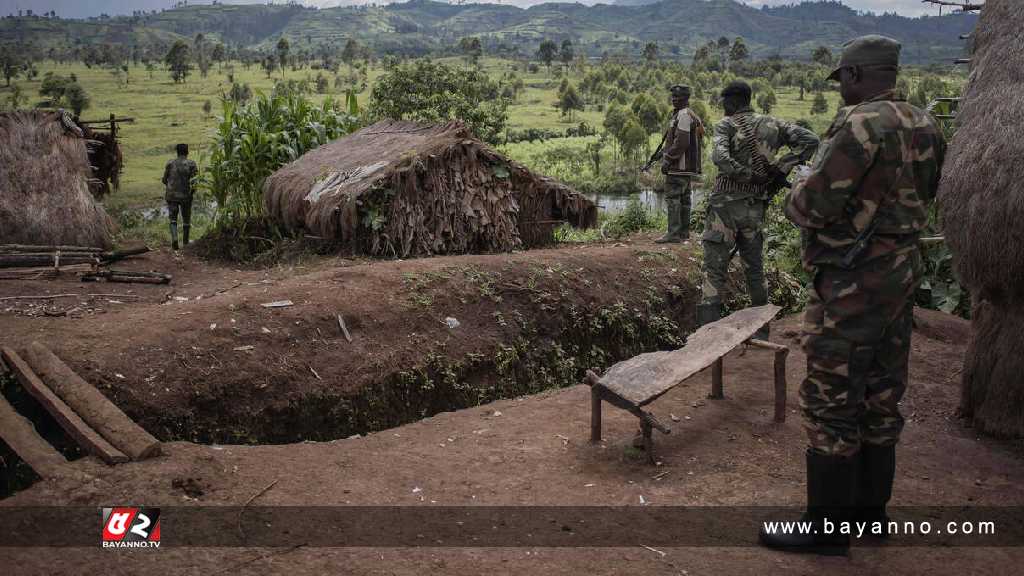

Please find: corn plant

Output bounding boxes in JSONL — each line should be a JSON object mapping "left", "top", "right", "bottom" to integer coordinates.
{"left": 203, "top": 90, "right": 361, "bottom": 230}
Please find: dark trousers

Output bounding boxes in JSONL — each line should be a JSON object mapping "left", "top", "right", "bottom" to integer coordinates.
{"left": 167, "top": 199, "right": 193, "bottom": 227}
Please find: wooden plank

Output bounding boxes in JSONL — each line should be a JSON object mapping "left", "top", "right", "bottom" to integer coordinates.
{"left": 2, "top": 348, "right": 129, "bottom": 465}
{"left": 597, "top": 305, "right": 781, "bottom": 407}
{"left": 22, "top": 342, "right": 161, "bottom": 460}
{"left": 0, "top": 391, "right": 68, "bottom": 478}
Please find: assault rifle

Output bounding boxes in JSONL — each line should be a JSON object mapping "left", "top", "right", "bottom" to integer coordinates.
{"left": 640, "top": 130, "right": 668, "bottom": 173}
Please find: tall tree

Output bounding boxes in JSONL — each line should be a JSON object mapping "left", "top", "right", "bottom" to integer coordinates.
{"left": 812, "top": 45, "right": 833, "bottom": 67}
{"left": 559, "top": 39, "right": 574, "bottom": 68}
{"left": 276, "top": 37, "right": 291, "bottom": 74}
{"left": 194, "top": 33, "right": 210, "bottom": 78}
{"left": 643, "top": 42, "right": 659, "bottom": 63}
{"left": 729, "top": 37, "right": 749, "bottom": 65}
{"left": 458, "top": 36, "right": 483, "bottom": 67}
{"left": 537, "top": 39, "right": 557, "bottom": 72}
{"left": 0, "top": 44, "right": 24, "bottom": 87}
{"left": 558, "top": 83, "right": 584, "bottom": 121}
{"left": 164, "top": 40, "right": 191, "bottom": 83}
{"left": 341, "top": 38, "right": 360, "bottom": 67}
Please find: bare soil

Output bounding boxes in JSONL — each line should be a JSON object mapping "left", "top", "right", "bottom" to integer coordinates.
{"left": 2, "top": 237, "right": 1023, "bottom": 575}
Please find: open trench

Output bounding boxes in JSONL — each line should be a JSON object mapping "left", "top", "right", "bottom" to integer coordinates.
{"left": 1, "top": 246, "right": 705, "bottom": 497}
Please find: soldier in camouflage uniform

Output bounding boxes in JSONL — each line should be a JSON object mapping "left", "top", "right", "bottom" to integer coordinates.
{"left": 162, "top": 143, "right": 198, "bottom": 250}
{"left": 698, "top": 81, "right": 818, "bottom": 336}
{"left": 760, "top": 36, "right": 946, "bottom": 555}
{"left": 655, "top": 84, "right": 704, "bottom": 243}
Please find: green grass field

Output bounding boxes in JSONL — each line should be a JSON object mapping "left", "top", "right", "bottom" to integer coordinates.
{"left": 1, "top": 57, "right": 844, "bottom": 217}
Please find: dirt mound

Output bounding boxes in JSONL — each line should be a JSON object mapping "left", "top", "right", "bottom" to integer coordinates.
{"left": 0, "top": 240, "right": 701, "bottom": 445}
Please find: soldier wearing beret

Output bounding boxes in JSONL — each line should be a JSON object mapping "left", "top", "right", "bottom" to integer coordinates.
{"left": 760, "top": 35, "right": 946, "bottom": 555}
{"left": 654, "top": 84, "right": 705, "bottom": 244}
{"left": 698, "top": 81, "right": 819, "bottom": 337}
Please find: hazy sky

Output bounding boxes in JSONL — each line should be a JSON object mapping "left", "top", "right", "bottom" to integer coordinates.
{"left": 0, "top": 0, "right": 954, "bottom": 19}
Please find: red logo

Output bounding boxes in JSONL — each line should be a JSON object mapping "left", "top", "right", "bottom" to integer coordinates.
{"left": 101, "top": 507, "right": 161, "bottom": 548}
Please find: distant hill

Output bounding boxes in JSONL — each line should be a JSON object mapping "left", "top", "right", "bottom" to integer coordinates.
{"left": 0, "top": 0, "right": 976, "bottom": 63}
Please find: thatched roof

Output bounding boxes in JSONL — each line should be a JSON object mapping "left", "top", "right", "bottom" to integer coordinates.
{"left": 0, "top": 111, "right": 114, "bottom": 249}
{"left": 937, "top": 0, "right": 1024, "bottom": 298}
{"left": 938, "top": 0, "right": 1024, "bottom": 438}
{"left": 264, "top": 120, "right": 596, "bottom": 257}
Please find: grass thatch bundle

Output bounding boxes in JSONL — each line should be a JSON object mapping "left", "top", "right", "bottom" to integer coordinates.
{"left": 937, "top": 0, "right": 1024, "bottom": 437}
{"left": 0, "top": 111, "right": 114, "bottom": 249}
{"left": 264, "top": 120, "right": 597, "bottom": 257}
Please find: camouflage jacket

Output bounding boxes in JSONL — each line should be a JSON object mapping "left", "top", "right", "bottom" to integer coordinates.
{"left": 784, "top": 90, "right": 946, "bottom": 268}
{"left": 710, "top": 108, "right": 819, "bottom": 203}
{"left": 162, "top": 156, "right": 198, "bottom": 203}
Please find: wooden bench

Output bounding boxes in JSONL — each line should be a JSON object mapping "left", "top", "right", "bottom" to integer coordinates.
{"left": 585, "top": 305, "right": 789, "bottom": 463}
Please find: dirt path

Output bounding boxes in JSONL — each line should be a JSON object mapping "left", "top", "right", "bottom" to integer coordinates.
{"left": 4, "top": 303, "right": 1023, "bottom": 574}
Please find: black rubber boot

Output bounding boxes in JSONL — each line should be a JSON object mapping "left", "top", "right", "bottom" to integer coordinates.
{"left": 696, "top": 301, "right": 722, "bottom": 327}
{"left": 759, "top": 450, "right": 857, "bottom": 556}
{"left": 856, "top": 444, "right": 896, "bottom": 538}
{"left": 169, "top": 221, "right": 179, "bottom": 251}
{"left": 656, "top": 198, "right": 682, "bottom": 243}
{"left": 182, "top": 225, "right": 191, "bottom": 246}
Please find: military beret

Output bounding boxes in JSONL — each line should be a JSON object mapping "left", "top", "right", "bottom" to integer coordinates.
{"left": 720, "top": 81, "right": 752, "bottom": 100}
{"left": 828, "top": 35, "right": 901, "bottom": 81}
{"left": 670, "top": 84, "right": 691, "bottom": 96}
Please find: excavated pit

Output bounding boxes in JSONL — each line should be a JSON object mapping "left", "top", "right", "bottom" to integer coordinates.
{"left": 0, "top": 243, "right": 716, "bottom": 496}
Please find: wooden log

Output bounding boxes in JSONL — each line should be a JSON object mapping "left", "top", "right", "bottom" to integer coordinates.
{"left": 2, "top": 348, "right": 129, "bottom": 465}
{"left": 0, "top": 392, "right": 69, "bottom": 478}
{"left": 0, "top": 254, "right": 100, "bottom": 269}
{"left": 0, "top": 244, "right": 103, "bottom": 253}
{"left": 81, "top": 271, "right": 171, "bottom": 285}
{"left": 100, "top": 246, "right": 150, "bottom": 263}
{"left": 22, "top": 342, "right": 161, "bottom": 460}
{"left": 0, "top": 264, "right": 93, "bottom": 280}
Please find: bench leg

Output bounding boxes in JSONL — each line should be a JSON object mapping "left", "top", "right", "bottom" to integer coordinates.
{"left": 641, "top": 419, "right": 655, "bottom": 464}
{"left": 773, "top": 348, "right": 789, "bottom": 423}
{"left": 708, "top": 357, "right": 724, "bottom": 399}
{"left": 590, "top": 386, "right": 602, "bottom": 443}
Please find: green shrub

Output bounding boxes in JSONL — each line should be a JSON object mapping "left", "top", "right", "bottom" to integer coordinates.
{"left": 203, "top": 91, "right": 360, "bottom": 229}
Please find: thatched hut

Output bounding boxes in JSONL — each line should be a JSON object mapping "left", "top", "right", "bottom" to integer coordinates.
{"left": 264, "top": 120, "right": 597, "bottom": 257}
{"left": 937, "top": 0, "right": 1024, "bottom": 437}
{"left": 0, "top": 111, "right": 115, "bottom": 249}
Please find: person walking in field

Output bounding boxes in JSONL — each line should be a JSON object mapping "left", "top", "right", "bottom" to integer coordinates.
{"left": 697, "top": 81, "right": 818, "bottom": 336}
{"left": 162, "top": 143, "right": 198, "bottom": 251}
{"left": 760, "top": 35, "right": 946, "bottom": 555}
{"left": 655, "top": 84, "right": 705, "bottom": 244}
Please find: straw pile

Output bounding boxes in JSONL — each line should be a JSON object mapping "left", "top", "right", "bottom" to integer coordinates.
{"left": 0, "top": 111, "right": 114, "bottom": 249}
{"left": 937, "top": 0, "right": 1024, "bottom": 437}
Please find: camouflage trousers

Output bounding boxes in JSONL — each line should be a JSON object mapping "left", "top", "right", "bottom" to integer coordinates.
{"left": 800, "top": 247, "right": 924, "bottom": 457}
{"left": 663, "top": 175, "right": 692, "bottom": 239}
{"left": 700, "top": 197, "right": 767, "bottom": 306}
